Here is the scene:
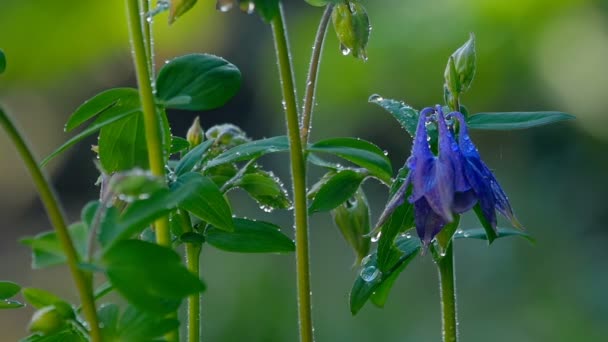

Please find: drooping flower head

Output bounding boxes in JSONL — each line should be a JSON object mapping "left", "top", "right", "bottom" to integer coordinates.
{"left": 377, "top": 106, "right": 521, "bottom": 248}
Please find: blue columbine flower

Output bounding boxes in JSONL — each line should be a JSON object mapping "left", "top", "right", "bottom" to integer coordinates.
{"left": 377, "top": 106, "right": 521, "bottom": 248}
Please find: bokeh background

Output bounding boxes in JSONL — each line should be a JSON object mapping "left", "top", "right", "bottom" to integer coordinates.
{"left": 1, "top": 0, "right": 607, "bottom": 341}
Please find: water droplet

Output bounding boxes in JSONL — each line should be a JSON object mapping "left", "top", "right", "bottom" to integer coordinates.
{"left": 146, "top": 16, "right": 153, "bottom": 23}
{"left": 360, "top": 255, "right": 371, "bottom": 266}
{"left": 368, "top": 94, "right": 383, "bottom": 102}
{"left": 360, "top": 266, "right": 380, "bottom": 282}
{"left": 246, "top": 1, "right": 255, "bottom": 14}
{"left": 371, "top": 231, "right": 381, "bottom": 243}
{"left": 260, "top": 205, "right": 274, "bottom": 213}
{"left": 340, "top": 44, "right": 351, "bottom": 56}
{"left": 383, "top": 150, "right": 389, "bottom": 156}
{"left": 217, "top": 1, "right": 234, "bottom": 12}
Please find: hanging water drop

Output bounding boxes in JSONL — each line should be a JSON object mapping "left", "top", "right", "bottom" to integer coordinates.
{"left": 340, "top": 44, "right": 351, "bottom": 56}
{"left": 360, "top": 266, "right": 380, "bottom": 282}
{"left": 371, "top": 231, "right": 381, "bottom": 243}
{"left": 368, "top": 94, "right": 383, "bottom": 102}
{"left": 217, "top": 1, "right": 234, "bottom": 12}
{"left": 246, "top": 1, "right": 255, "bottom": 14}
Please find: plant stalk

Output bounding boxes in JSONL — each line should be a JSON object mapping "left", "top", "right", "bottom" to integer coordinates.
{"left": 300, "top": 4, "right": 334, "bottom": 144}
{"left": 126, "top": 1, "right": 176, "bottom": 341}
{"left": 437, "top": 243, "right": 459, "bottom": 342}
{"left": 178, "top": 210, "right": 202, "bottom": 342}
{"left": 0, "top": 109, "right": 101, "bottom": 342}
{"left": 270, "top": 5, "right": 314, "bottom": 342}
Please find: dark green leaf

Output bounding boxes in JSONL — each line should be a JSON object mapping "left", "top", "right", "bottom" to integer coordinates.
{"left": 98, "top": 112, "right": 148, "bottom": 173}
{"left": 97, "top": 304, "right": 120, "bottom": 340}
{"left": 179, "top": 232, "right": 206, "bottom": 244}
{"left": 467, "top": 111, "right": 575, "bottom": 130}
{"left": 174, "top": 139, "right": 214, "bottom": 175}
{"left": 156, "top": 53, "right": 241, "bottom": 111}
{"left": 473, "top": 204, "right": 498, "bottom": 243}
{"left": 308, "top": 138, "right": 392, "bottom": 183}
{"left": 170, "top": 136, "right": 190, "bottom": 154}
{"left": 235, "top": 171, "right": 291, "bottom": 210}
{"left": 206, "top": 136, "right": 289, "bottom": 168}
{"left": 433, "top": 214, "right": 461, "bottom": 259}
{"left": 173, "top": 172, "right": 235, "bottom": 232}
{"left": 103, "top": 240, "right": 205, "bottom": 314}
{"left": 206, "top": 218, "right": 294, "bottom": 253}
{"left": 119, "top": 305, "right": 180, "bottom": 340}
{"left": 454, "top": 227, "right": 534, "bottom": 243}
{"left": 376, "top": 205, "right": 414, "bottom": 273}
{"left": 21, "top": 223, "right": 88, "bottom": 269}
{"left": 369, "top": 95, "right": 419, "bottom": 137}
{"left": 0, "top": 281, "right": 21, "bottom": 299}
{"left": 19, "top": 327, "right": 87, "bottom": 342}
{"left": 65, "top": 88, "right": 139, "bottom": 132}
{"left": 0, "top": 48, "right": 6, "bottom": 74}
{"left": 350, "top": 236, "right": 420, "bottom": 315}
{"left": 309, "top": 169, "right": 365, "bottom": 214}
{"left": 250, "top": 0, "right": 280, "bottom": 21}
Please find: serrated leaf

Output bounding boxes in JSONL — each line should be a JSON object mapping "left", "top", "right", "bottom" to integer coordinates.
{"left": 174, "top": 139, "right": 214, "bottom": 176}
{"left": 467, "top": 111, "right": 575, "bottom": 130}
{"left": 453, "top": 227, "right": 534, "bottom": 244}
{"left": 65, "top": 88, "right": 140, "bottom": 132}
{"left": 206, "top": 136, "right": 289, "bottom": 168}
{"left": 206, "top": 218, "right": 294, "bottom": 253}
{"left": 235, "top": 171, "right": 291, "bottom": 210}
{"left": 308, "top": 137, "right": 392, "bottom": 183}
{"left": 350, "top": 236, "right": 420, "bottom": 315}
{"left": 309, "top": 169, "right": 365, "bottom": 214}
{"left": 20, "top": 223, "right": 88, "bottom": 269}
{"left": 103, "top": 240, "right": 205, "bottom": 315}
{"left": 173, "top": 172, "right": 234, "bottom": 232}
{"left": 156, "top": 53, "right": 241, "bottom": 111}
{"left": 369, "top": 94, "right": 419, "bottom": 137}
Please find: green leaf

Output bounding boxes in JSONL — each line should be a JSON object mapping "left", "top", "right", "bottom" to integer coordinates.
{"left": 331, "top": 188, "right": 371, "bottom": 264}
{"left": 454, "top": 227, "right": 534, "bottom": 244}
{"left": 156, "top": 53, "right": 241, "bottom": 111}
{"left": 20, "top": 327, "right": 87, "bottom": 342}
{"left": 350, "top": 236, "right": 420, "bottom": 315}
{"left": 473, "top": 204, "right": 498, "bottom": 243}
{"left": 206, "top": 136, "right": 289, "bottom": 168}
{"left": 235, "top": 171, "right": 291, "bottom": 210}
{"left": 21, "top": 288, "right": 69, "bottom": 310}
{"left": 65, "top": 88, "right": 139, "bottom": 132}
{"left": 206, "top": 218, "right": 294, "bottom": 253}
{"left": 173, "top": 172, "right": 234, "bottom": 232}
{"left": 308, "top": 138, "right": 392, "bottom": 183}
{"left": 0, "top": 281, "right": 21, "bottom": 299}
{"left": 21, "top": 223, "right": 88, "bottom": 269}
{"left": 249, "top": 0, "right": 280, "bottom": 21}
{"left": 98, "top": 112, "right": 148, "bottom": 173}
{"left": 169, "top": 0, "right": 198, "bottom": 24}
{"left": 103, "top": 240, "right": 205, "bottom": 314}
{"left": 174, "top": 139, "right": 214, "bottom": 176}
{"left": 309, "top": 169, "right": 365, "bottom": 214}
{"left": 41, "top": 105, "right": 140, "bottom": 167}
{"left": 467, "top": 111, "right": 575, "bottom": 130}
{"left": 97, "top": 304, "right": 120, "bottom": 341}
{"left": 170, "top": 136, "right": 190, "bottom": 155}
{"left": 0, "top": 299, "right": 24, "bottom": 309}
{"left": 0, "top": 48, "right": 6, "bottom": 74}
{"left": 98, "top": 304, "right": 179, "bottom": 341}
{"left": 108, "top": 169, "right": 165, "bottom": 199}
{"left": 369, "top": 94, "right": 419, "bottom": 137}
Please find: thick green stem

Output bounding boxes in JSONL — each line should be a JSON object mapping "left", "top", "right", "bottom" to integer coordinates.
{"left": 126, "top": 1, "right": 176, "bottom": 341}
{"left": 270, "top": 5, "right": 314, "bottom": 342}
{"left": 0, "top": 109, "right": 101, "bottom": 342}
{"left": 300, "top": 4, "right": 333, "bottom": 144}
{"left": 437, "top": 244, "right": 458, "bottom": 342}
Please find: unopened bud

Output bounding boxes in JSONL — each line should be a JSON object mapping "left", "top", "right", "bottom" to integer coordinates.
{"left": 28, "top": 306, "right": 67, "bottom": 335}
{"left": 186, "top": 116, "right": 204, "bottom": 147}
{"left": 169, "top": 0, "right": 198, "bottom": 24}
{"left": 444, "top": 33, "right": 476, "bottom": 95}
{"left": 331, "top": 189, "right": 371, "bottom": 265}
{"left": 332, "top": 1, "right": 371, "bottom": 60}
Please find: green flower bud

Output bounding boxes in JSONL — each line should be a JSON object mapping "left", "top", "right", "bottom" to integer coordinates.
{"left": 186, "top": 116, "right": 205, "bottom": 148}
{"left": 332, "top": 1, "right": 371, "bottom": 60}
{"left": 444, "top": 33, "right": 476, "bottom": 95}
{"left": 28, "top": 306, "right": 67, "bottom": 335}
{"left": 331, "top": 188, "right": 371, "bottom": 265}
{"left": 169, "top": 0, "right": 198, "bottom": 24}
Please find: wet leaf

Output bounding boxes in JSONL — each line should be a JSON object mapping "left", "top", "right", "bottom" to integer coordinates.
{"left": 206, "top": 136, "right": 289, "bottom": 168}
{"left": 20, "top": 223, "right": 88, "bottom": 269}
{"left": 174, "top": 139, "right": 214, "bottom": 176}
{"left": 467, "top": 111, "right": 575, "bottom": 130}
{"left": 206, "top": 218, "right": 294, "bottom": 253}
{"left": 235, "top": 171, "right": 291, "bottom": 210}
{"left": 309, "top": 169, "right": 365, "bottom": 213}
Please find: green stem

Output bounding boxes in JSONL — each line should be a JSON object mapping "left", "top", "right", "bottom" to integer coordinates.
{"left": 270, "top": 6, "right": 314, "bottom": 342}
{"left": 437, "top": 244, "right": 458, "bottom": 342}
{"left": 126, "top": 1, "right": 176, "bottom": 341}
{"left": 301, "top": 4, "right": 334, "bottom": 144}
{"left": 0, "top": 109, "right": 101, "bottom": 342}
{"left": 178, "top": 211, "right": 202, "bottom": 342}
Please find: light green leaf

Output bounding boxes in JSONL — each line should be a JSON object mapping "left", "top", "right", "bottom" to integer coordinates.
{"left": 20, "top": 223, "right": 88, "bottom": 269}
{"left": 65, "top": 88, "right": 139, "bottom": 132}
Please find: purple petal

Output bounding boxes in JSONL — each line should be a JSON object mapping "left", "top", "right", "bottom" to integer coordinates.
{"left": 414, "top": 198, "right": 447, "bottom": 248}
{"left": 375, "top": 175, "right": 410, "bottom": 230}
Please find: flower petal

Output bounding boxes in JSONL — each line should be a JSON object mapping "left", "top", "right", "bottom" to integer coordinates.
{"left": 414, "top": 198, "right": 447, "bottom": 248}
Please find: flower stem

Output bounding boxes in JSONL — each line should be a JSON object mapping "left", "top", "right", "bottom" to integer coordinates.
{"left": 0, "top": 108, "right": 101, "bottom": 342}
{"left": 270, "top": 5, "right": 314, "bottom": 342}
{"left": 437, "top": 243, "right": 459, "bottom": 342}
{"left": 125, "top": 1, "right": 176, "bottom": 341}
{"left": 300, "top": 4, "right": 333, "bottom": 143}
{"left": 178, "top": 210, "right": 202, "bottom": 342}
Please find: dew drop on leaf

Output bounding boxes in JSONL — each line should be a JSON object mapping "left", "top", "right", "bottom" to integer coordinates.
{"left": 360, "top": 266, "right": 380, "bottom": 282}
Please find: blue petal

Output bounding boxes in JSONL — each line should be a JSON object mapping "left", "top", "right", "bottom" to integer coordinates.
{"left": 414, "top": 198, "right": 447, "bottom": 248}
{"left": 375, "top": 175, "right": 410, "bottom": 230}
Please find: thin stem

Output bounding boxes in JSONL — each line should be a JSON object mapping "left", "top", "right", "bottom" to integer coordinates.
{"left": 301, "top": 4, "right": 334, "bottom": 144}
{"left": 437, "top": 244, "right": 458, "bottom": 342}
{"left": 126, "top": 1, "right": 176, "bottom": 341}
{"left": 178, "top": 211, "right": 202, "bottom": 342}
{"left": 270, "top": 6, "right": 314, "bottom": 342}
{"left": 0, "top": 109, "right": 101, "bottom": 342}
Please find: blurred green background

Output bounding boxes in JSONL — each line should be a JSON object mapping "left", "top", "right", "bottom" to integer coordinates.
{"left": 1, "top": 0, "right": 607, "bottom": 341}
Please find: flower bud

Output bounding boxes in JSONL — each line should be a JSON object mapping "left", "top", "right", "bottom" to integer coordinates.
{"left": 186, "top": 116, "right": 204, "bottom": 148}
{"left": 169, "top": 0, "right": 198, "bottom": 24}
{"left": 332, "top": 1, "right": 371, "bottom": 60}
{"left": 331, "top": 189, "right": 371, "bottom": 265}
{"left": 444, "top": 33, "right": 476, "bottom": 95}
{"left": 28, "top": 306, "right": 67, "bottom": 335}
